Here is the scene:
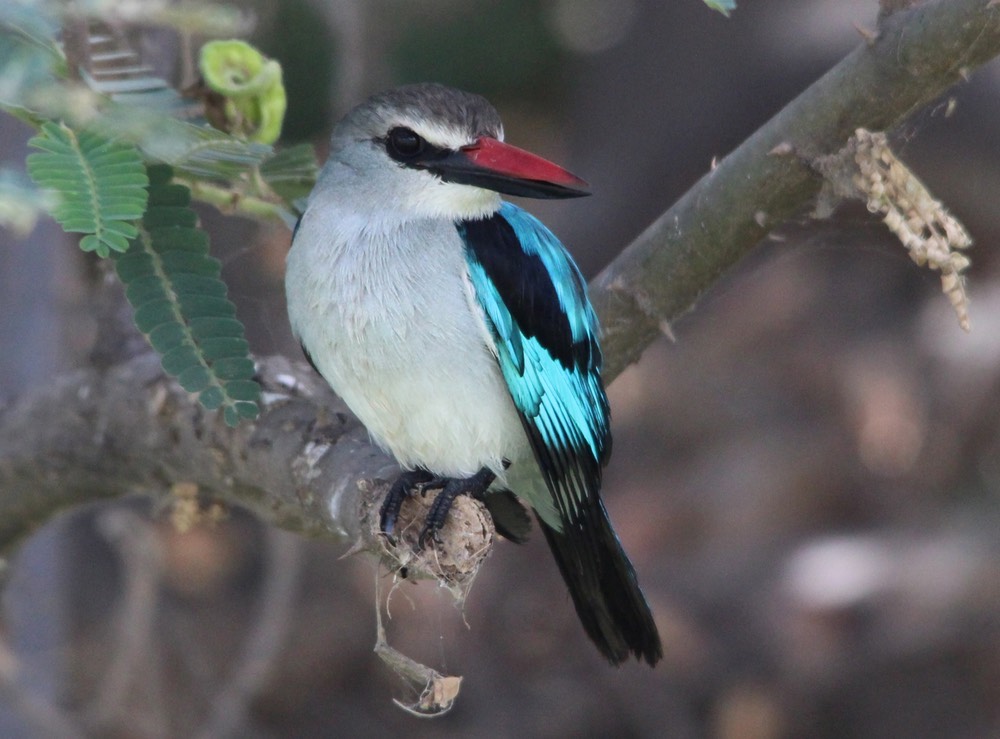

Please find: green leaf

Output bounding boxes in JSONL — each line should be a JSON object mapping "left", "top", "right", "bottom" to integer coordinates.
{"left": 210, "top": 357, "right": 255, "bottom": 380}
{"left": 259, "top": 143, "right": 318, "bottom": 212}
{"left": 143, "top": 205, "right": 197, "bottom": 229}
{"left": 162, "top": 345, "right": 201, "bottom": 375}
{"left": 170, "top": 273, "right": 229, "bottom": 296}
{"left": 199, "top": 336, "right": 250, "bottom": 360}
{"left": 0, "top": 170, "right": 56, "bottom": 236}
{"left": 40, "top": 23, "right": 276, "bottom": 189}
{"left": 702, "top": 0, "right": 736, "bottom": 17}
{"left": 235, "top": 402, "right": 259, "bottom": 418}
{"left": 221, "top": 400, "right": 261, "bottom": 426}
{"left": 133, "top": 299, "right": 176, "bottom": 333}
{"left": 178, "top": 365, "right": 212, "bottom": 393}
{"left": 113, "top": 166, "right": 261, "bottom": 425}
{"left": 223, "top": 379, "right": 264, "bottom": 402}
{"left": 189, "top": 317, "right": 246, "bottom": 339}
{"left": 65, "top": 101, "right": 275, "bottom": 181}
{"left": 149, "top": 322, "right": 187, "bottom": 353}
{"left": 0, "top": 2, "right": 62, "bottom": 108}
{"left": 148, "top": 227, "right": 209, "bottom": 253}
{"left": 177, "top": 294, "right": 237, "bottom": 318}
{"left": 26, "top": 122, "right": 148, "bottom": 258}
{"left": 199, "top": 386, "right": 225, "bottom": 410}
{"left": 147, "top": 183, "right": 191, "bottom": 207}
{"left": 159, "top": 251, "right": 221, "bottom": 276}
{"left": 223, "top": 406, "right": 240, "bottom": 426}
{"left": 114, "top": 251, "right": 155, "bottom": 281}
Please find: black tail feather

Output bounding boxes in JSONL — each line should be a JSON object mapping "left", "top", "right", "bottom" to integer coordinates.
{"left": 537, "top": 503, "right": 662, "bottom": 666}
{"left": 482, "top": 489, "right": 532, "bottom": 544}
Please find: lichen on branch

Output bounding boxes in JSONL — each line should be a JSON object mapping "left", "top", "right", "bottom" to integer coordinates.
{"left": 814, "top": 128, "right": 973, "bottom": 331}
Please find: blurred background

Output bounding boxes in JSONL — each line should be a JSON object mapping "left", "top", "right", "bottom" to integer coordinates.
{"left": 2, "top": 0, "right": 1000, "bottom": 736}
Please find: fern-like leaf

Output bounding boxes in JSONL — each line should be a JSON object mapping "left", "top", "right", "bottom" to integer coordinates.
{"left": 0, "top": 1, "right": 61, "bottom": 108}
{"left": 137, "top": 117, "right": 272, "bottom": 179}
{"left": 114, "top": 165, "right": 261, "bottom": 425}
{"left": 67, "top": 22, "right": 273, "bottom": 181}
{"left": 259, "top": 143, "right": 318, "bottom": 216}
{"left": 26, "top": 122, "right": 148, "bottom": 257}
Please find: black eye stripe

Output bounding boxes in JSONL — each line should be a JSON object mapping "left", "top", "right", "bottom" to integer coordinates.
{"left": 377, "top": 127, "right": 455, "bottom": 170}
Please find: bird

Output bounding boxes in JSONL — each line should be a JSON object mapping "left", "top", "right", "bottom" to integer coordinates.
{"left": 286, "top": 83, "right": 662, "bottom": 666}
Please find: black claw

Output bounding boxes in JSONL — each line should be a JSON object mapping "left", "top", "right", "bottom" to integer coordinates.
{"left": 414, "top": 475, "right": 448, "bottom": 497}
{"left": 417, "top": 468, "right": 496, "bottom": 549}
{"left": 417, "top": 481, "right": 463, "bottom": 549}
{"left": 379, "top": 469, "right": 434, "bottom": 537}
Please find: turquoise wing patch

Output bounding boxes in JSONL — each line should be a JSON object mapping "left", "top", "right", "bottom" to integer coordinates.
{"left": 459, "top": 203, "right": 611, "bottom": 529}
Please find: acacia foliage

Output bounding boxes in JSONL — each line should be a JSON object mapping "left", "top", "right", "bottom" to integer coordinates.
{"left": 2, "top": 4, "right": 319, "bottom": 424}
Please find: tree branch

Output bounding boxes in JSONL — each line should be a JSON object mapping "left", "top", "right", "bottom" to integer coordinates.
{"left": 1, "top": 0, "right": 999, "bottom": 559}
{"left": 0, "top": 354, "right": 396, "bottom": 553}
{"left": 591, "top": 0, "right": 1000, "bottom": 380}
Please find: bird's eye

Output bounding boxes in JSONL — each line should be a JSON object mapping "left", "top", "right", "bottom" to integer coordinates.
{"left": 386, "top": 127, "right": 424, "bottom": 160}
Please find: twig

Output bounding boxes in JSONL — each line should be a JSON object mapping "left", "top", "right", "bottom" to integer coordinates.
{"left": 373, "top": 572, "right": 462, "bottom": 717}
{"left": 84, "top": 508, "right": 168, "bottom": 738}
{"left": 177, "top": 177, "right": 294, "bottom": 225}
{"left": 0, "top": 635, "right": 84, "bottom": 738}
{"left": 195, "top": 527, "right": 304, "bottom": 738}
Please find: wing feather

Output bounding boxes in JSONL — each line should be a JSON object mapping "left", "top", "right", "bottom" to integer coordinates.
{"left": 459, "top": 203, "right": 610, "bottom": 530}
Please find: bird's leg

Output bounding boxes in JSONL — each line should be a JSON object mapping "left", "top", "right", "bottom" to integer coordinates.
{"left": 418, "top": 467, "right": 497, "bottom": 549}
{"left": 380, "top": 468, "right": 437, "bottom": 537}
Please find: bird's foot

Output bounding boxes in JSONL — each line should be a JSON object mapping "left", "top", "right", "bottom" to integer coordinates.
{"left": 417, "top": 467, "right": 497, "bottom": 549}
{"left": 380, "top": 469, "right": 439, "bottom": 537}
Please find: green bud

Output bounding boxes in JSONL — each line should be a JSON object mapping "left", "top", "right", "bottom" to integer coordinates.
{"left": 199, "top": 39, "right": 287, "bottom": 144}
